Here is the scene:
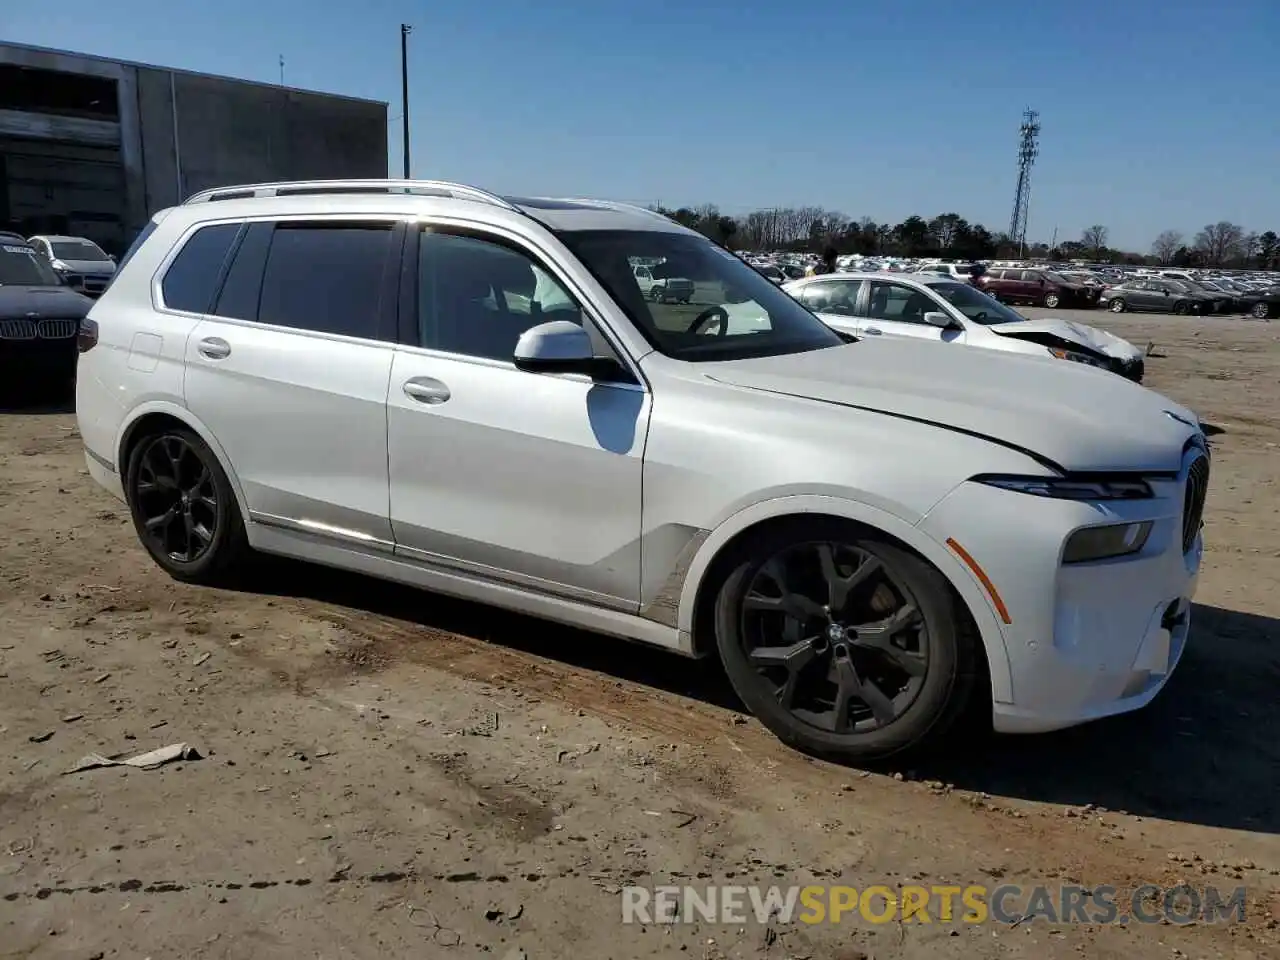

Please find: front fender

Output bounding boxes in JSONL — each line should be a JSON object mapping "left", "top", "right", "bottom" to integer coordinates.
{"left": 675, "top": 493, "right": 1013, "bottom": 704}
{"left": 114, "top": 399, "right": 251, "bottom": 526}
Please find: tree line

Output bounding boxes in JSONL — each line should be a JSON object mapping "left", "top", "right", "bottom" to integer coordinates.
{"left": 651, "top": 204, "right": 1280, "bottom": 270}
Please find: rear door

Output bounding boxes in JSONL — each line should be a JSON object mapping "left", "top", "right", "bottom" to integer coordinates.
{"left": 793, "top": 279, "right": 864, "bottom": 335}
{"left": 182, "top": 216, "right": 404, "bottom": 546}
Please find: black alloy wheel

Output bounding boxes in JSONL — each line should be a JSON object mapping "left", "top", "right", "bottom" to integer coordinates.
{"left": 125, "top": 427, "right": 249, "bottom": 583}
{"left": 714, "top": 521, "right": 976, "bottom": 761}
{"left": 1252, "top": 301, "right": 1270, "bottom": 319}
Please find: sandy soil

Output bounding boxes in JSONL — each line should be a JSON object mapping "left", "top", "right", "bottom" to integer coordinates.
{"left": 1, "top": 309, "right": 1278, "bottom": 959}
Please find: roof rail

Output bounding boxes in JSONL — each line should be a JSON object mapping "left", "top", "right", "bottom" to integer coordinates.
{"left": 183, "top": 179, "right": 519, "bottom": 210}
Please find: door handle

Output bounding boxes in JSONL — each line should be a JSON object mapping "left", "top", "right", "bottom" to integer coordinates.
{"left": 197, "top": 337, "right": 231, "bottom": 360}
{"left": 403, "top": 377, "right": 451, "bottom": 404}
{"left": 863, "top": 326, "right": 882, "bottom": 335}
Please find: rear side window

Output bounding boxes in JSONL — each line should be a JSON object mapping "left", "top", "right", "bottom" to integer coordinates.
{"left": 256, "top": 222, "right": 393, "bottom": 339}
{"left": 161, "top": 223, "right": 241, "bottom": 313}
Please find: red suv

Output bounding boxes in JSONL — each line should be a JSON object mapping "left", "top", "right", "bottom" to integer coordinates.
{"left": 980, "top": 268, "right": 1099, "bottom": 309}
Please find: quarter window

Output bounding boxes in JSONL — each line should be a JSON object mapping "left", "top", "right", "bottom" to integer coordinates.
{"left": 161, "top": 223, "right": 240, "bottom": 313}
{"left": 417, "top": 231, "right": 583, "bottom": 361}
{"left": 256, "top": 222, "right": 394, "bottom": 339}
{"left": 866, "top": 282, "right": 934, "bottom": 324}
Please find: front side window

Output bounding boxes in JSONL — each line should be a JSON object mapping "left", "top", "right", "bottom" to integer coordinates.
{"left": 256, "top": 222, "right": 393, "bottom": 338}
{"left": 0, "top": 243, "right": 60, "bottom": 286}
{"left": 797, "top": 279, "right": 862, "bottom": 316}
{"left": 161, "top": 223, "right": 241, "bottom": 313}
{"left": 558, "top": 230, "right": 842, "bottom": 361}
{"left": 866, "top": 282, "right": 935, "bottom": 324}
{"left": 418, "top": 231, "right": 583, "bottom": 361}
{"left": 925, "top": 281, "right": 1027, "bottom": 325}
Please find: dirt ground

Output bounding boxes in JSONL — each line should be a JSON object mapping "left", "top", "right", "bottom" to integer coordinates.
{"left": 2, "top": 309, "right": 1279, "bottom": 960}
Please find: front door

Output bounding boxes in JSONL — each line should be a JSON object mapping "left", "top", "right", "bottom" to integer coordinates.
{"left": 386, "top": 226, "right": 649, "bottom": 609}
{"left": 859, "top": 280, "right": 967, "bottom": 344}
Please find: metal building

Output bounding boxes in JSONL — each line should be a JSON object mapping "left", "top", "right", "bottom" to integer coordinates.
{"left": 0, "top": 41, "right": 389, "bottom": 255}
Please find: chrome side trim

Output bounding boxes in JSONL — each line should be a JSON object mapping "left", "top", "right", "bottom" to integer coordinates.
{"left": 248, "top": 511, "right": 396, "bottom": 554}
{"left": 394, "top": 543, "right": 633, "bottom": 613}
{"left": 84, "top": 445, "right": 116, "bottom": 473}
{"left": 247, "top": 523, "right": 687, "bottom": 654}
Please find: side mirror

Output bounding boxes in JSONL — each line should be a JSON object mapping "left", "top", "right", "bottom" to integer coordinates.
{"left": 923, "top": 311, "right": 955, "bottom": 329}
{"left": 513, "top": 320, "right": 596, "bottom": 374}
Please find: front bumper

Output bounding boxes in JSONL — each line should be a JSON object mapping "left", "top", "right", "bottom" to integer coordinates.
{"left": 920, "top": 441, "right": 1207, "bottom": 733}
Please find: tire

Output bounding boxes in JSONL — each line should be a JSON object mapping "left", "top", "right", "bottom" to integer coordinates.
{"left": 1251, "top": 301, "right": 1270, "bottom": 320}
{"left": 1109, "top": 298, "right": 1125, "bottom": 313}
{"left": 712, "top": 518, "right": 977, "bottom": 763}
{"left": 124, "top": 426, "right": 250, "bottom": 585}
{"left": 1173, "top": 300, "right": 1189, "bottom": 316}
{"left": 1043, "top": 293, "right": 1060, "bottom": 308}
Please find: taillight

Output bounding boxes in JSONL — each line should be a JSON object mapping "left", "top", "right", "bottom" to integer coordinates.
{"left": 77, "top": 317, "right": 99, "bottom": 353}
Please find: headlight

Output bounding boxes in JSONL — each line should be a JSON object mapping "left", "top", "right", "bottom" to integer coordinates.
{"left": 1063, "top": 521, "right": 1153, "bottom": 563}
{"left": 974, "top": 475, "right": 1154, "bottom": 500}
{"left": 1048, "top": 346, "right": 1106, "bottom": 367}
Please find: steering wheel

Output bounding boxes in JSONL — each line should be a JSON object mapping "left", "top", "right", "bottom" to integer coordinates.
{"left": 686, "top": 305, "right": 730, "bottom": 336}
{"left": 973, "top": 311, "right": 987, "bottom": 323}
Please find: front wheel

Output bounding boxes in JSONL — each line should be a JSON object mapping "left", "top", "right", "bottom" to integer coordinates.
{"left": 1109, "top": 298, "right": 1126, "bottom": 313}
{"left": 1173, "top": 300, "right": 1189, "bottom": 316}
{"left": 1251, "top": 301, "right": 1270, "bottom": 319}
{"left": 1043, "top": 293, "right": 1060, "bottom": 308}
{"left": 713, "top": 519, "right": 977, "bottom": 762}
{"left": 125, "top": 426, "right": 250, "bottom": 584}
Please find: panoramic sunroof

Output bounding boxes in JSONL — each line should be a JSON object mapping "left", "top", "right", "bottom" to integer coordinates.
{"left": 504, "top": 196, "right": 607, "bottom": 210}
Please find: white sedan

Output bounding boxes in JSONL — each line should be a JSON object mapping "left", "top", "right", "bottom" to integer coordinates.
{"left": 784, "top": 272, "right": 1147, "bottom": 382}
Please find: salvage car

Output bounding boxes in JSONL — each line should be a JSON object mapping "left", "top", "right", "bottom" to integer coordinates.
{"left": 27, "top": 235, "right": 117, "bottom": 298}
{"left": 1099, "top": 278, "right": 1215, "bottom": 315}
{"left": 979, "top": 267, "right": 1099, "bottom": 309}
{"left": 0, "top": 238, "right": 94, "bottom": 389}
{"left": 786, "top": 272, "right": 1145, "bottom": 381}
{"left": 77, "top": 179, "right": 1207, "bottom": 762}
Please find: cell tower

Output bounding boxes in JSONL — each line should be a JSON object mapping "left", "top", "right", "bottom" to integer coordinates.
{"left": 1008, "top": 109, "right": 1040, "bottom": 254}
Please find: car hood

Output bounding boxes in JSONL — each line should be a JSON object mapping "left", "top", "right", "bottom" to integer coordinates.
{"left": 703, "top": 338, "right": 1197, "bottom": 472}
{"left": 989, "top": 318, "right": 1142, "bottom": 361}
{"left": 0, "top": 284, "right": 94, "bottom": 319}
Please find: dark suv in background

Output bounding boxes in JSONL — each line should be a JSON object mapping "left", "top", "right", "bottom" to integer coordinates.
{"left": 980, "top": 268, "right": 1099, "bottom": 309}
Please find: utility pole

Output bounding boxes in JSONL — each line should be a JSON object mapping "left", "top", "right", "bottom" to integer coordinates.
{"left": 400, "top": 24, "right": 412, "bottom": 178}
{"left": 278, "top": 55, "right": 284, "bottom": 86}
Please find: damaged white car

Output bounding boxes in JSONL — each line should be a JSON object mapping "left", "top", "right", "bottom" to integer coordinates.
{"left": 785, "top": 272, "right": 1147, "bottom": 382}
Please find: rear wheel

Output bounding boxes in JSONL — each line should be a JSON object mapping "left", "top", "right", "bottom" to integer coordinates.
{"left": 124, "top": 427, "right": 250, "bottom": 584}
{"left": 713, "top": 519, "right": 977, "bottom": 762}
{"left": 1043, "top": 292, "right": 1060, "bottom": 308}
{"left": 1109, "top": 298, "right": 1125, "bottom": 313}
{"left": 1173, "top": 300, "right": 1189, "bottom": 316}
{"left": 1252, "top": 301, "right": 1270, "bottom": 320}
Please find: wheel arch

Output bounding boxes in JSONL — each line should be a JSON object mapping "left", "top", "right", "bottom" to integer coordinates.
{"left": 115, "top": 401, "right": 251, "bottom": 525}
{"left": 677, "top": 495, "right": 1012, "bottom": 704}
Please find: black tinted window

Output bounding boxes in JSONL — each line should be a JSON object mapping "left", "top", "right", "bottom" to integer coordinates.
{"left": 257, "top": 223, "right": 393, "bottom": 338}
{"left": 211, "top": 223, "right": 272, "bottom": 322}
{"left": 418, "top": 231, "right": 581, "bottom": 361}
{"left": 161, "top": 224, "right": 240, "bottom": 313}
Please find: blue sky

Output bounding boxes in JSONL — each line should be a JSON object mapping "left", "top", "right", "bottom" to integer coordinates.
{"left": 5, "top": 0, "right": 1278, "bottom": 250}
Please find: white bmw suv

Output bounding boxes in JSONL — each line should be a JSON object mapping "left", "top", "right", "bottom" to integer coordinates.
{"left": 76, "top": 179, "right": 1208, "bottom": 761}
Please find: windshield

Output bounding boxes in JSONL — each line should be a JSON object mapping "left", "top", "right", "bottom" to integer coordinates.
{"left": 51, "top": 239, "right": 109, "bottom": 262}
{"left": 1042, "top": 270, "right": 1072, "bottom": 284}
{"left": 926, "top": 280, "right": 1027, "bottom": 325}
{"left": 0, "top": 244, "right": 62, "bottom": 286}
{"left": 558, "top": 230, "right": 844, "bottom": 361}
